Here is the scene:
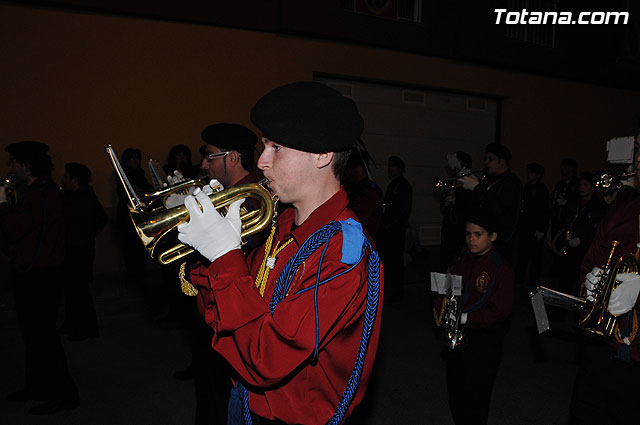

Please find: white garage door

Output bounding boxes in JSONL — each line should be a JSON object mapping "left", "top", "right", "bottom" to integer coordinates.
{"left": 316, "top": 76, "right": 501, "bottom": 245}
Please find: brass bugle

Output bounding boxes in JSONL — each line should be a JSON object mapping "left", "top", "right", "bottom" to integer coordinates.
{"left": 106, "top": 145, "right": 277, "bottom": 265}
{"left": 132, "top": 182, "right": 276, "bottom": 265}
{"left": 433, "top": 169, "right": 484, "bottom": 191}
{"left": 1, "top": 175, "right": 16, "bottom": 206}
{"left": 594, "top": 170, "right": 636, "bottom": 190}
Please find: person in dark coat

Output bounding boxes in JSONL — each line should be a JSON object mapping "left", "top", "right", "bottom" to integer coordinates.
{"left": 1, "top": 141, "right": 79, "bottom": 415}
{"left": 59, "top": 162, "right": 108, "bottom": 340}
{"left": 557, "top": 172, "right": 606, "bottom": 295}
{"left": 342, "top": 145, "right": 383, "bottom": 240}
{"left": 433, "top": 209, "right": 514, "bottom": 425}
{"left": 115, "top": 148, "right": 153, "bottom": 281}
{"left": 459, "top": 143, "right": 522, "bottom": 266}
{"left": 515, "top": 163, "right": 549, "bottom": 286}
{"left": 439, "top": 151, "right": 475, "bottom": 272}
{"left": 378, "top": 155, "right": 412, "bottom": 302}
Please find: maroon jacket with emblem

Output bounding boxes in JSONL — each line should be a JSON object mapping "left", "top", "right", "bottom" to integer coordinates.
{"left": 452, "top": 247, "right": 514, "bottom": 329}
{"left": 189, "top": 188, "right": 383, "bottom": 424}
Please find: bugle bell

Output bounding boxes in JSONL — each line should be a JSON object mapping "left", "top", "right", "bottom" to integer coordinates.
{"left": 106, "top": 145, "right": 277, "bottom": 265}
{"left": 433, "top": 169, "right": 484, "bottom": 191}
{"left": 594, "top": 171, "right": 636, "bottom": 191}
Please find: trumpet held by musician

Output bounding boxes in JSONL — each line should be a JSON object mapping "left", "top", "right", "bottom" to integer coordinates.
{"left": 432, "top": 209, "right": 514, "bottom": 425}
{"left": 567, "top": 135, "right": 640, "bottom": 425}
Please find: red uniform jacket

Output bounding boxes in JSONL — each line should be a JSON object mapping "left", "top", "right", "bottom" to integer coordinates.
{"left": 190, "top": 188, "right": 383, "bottom": 424}
{"left": 452, "top": 247, "right": 514, "bottom": 329}
{"left": 0, "top": 176, "right": 64, "bottom": 268}
{"left": 580, "top": 189, "right": 640, "bottom": 361}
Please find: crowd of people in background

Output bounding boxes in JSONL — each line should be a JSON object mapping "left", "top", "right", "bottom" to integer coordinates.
{"left": 2, "top": 93, "right": 638, "bottom": 424}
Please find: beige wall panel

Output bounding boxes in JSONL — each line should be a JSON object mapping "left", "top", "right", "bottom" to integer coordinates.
{"left": 2, "top": 4, "right": 639, "bottom": 273}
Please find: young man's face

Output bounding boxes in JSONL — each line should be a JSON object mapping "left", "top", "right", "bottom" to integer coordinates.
{"left": 465, "top": 222, "right": 497, "bottom": 256}
{"left": 61, "top": 170, "right": 74, "bottom": 192}
{"left": 257, "top": 137, "right": 317, "bottom": 205}
{"left": 7, "top": 157, "right": 28, "bottom": 183}
{"left": 483, "top": 153, "right": 506, "bottom": 176}
{"left": 578, "top": 179, "right": 594, "bottom": 198}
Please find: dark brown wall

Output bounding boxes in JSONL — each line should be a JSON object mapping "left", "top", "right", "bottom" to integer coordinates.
{"left": 2, "top": 3, "right": 639, "bottom": 273}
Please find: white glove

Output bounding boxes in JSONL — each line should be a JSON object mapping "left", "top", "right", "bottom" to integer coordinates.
{"left": 460, "top": 312, "right": 468, "bottom": 325}
{"left": 567, "top": 237, "right": 581, "bottom": 248}
{"left": 165, "top": 180, "right": 214, "bottom": 209}
{"left": 556, "top": 196, "right": 567, "bottom": 206}
{"left": 177, "top": 190, "right": 244, "bottom": 262}
{"left": 534, "top": 231, "right": 544, "bottom": 242}
{"left": 167, "top": 170, "right": 186, "bottom": 186}
{"left": 458, "top": 175, "right": 479, "bottom": 191}
{"left": 608, "top": 273, "right": 640, "bottom": 316}
{"left": 584, "top": 267, "right": 603, "bottom": 302}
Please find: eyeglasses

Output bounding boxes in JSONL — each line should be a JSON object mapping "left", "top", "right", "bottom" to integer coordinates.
{"left": 203, "top": 151, "right": 232, "bottom": 162}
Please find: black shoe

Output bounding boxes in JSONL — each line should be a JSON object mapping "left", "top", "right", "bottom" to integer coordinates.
{"left": 172, "top": 366, "right": 194, "bottom": 380}
{"left": 29, "top": 398, "right": 79, "bottom": 415}
{"left": 6, "top": 390, "right": 46, "bottom": 402}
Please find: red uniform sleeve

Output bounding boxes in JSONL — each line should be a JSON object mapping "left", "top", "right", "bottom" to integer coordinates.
{"left": 192, "top": 238, "right": 372, "bottom": 388}
{"left": 0, "top": 198, "right": 36, "bottom": 243}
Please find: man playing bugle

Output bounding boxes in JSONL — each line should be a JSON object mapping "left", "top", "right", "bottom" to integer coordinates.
{"left": 177, "top": 82, "right": 383, "bottom": 425}
{"left": 569, "top": 137, "right": 640, "bottom": 425}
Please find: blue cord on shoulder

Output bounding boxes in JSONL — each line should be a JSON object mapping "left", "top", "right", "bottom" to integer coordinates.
{"left": 230, "top": 219, "right": 381, "bottom": 425}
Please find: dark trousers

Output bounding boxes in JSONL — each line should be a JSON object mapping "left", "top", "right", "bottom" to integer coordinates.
{"left": 378, "top": 225, "right": 406, "bottom": 301}
{"left": 191, "top": 319, "right": 233, "bottom": 425}
{"left": 515, "top": 231, "right": 544, "bottom": 287}
{"left": 12, "top": 265, "right": 78, "bottom": 401}
{"left": 569, "top": 339, "right": 640, "bottom": 425}
{"left": 444, "top": 327, "right": 505, "bottom": 425}
{"left": 61, "top": 247, "right": 99, "bottom": 337}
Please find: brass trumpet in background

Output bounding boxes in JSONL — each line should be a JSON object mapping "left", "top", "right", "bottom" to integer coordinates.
{"left": 579, "top": 241, "right": 639, "bottom": 338}
{"left": 106, "top": 145, "right": 277, "bottom": 265}
{"left": 594, "top": 170, "right": 636, "bottom": 190}
{"left": 1, "top": 175, "right": 16, "bottom": 206}
{"left": 433, "top": 169, "right": 484, "bottom": 191}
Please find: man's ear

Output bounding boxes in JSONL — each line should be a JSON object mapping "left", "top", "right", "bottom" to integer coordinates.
{"left": 489, "top": 232, "right": 498, "bottom": 242}
{"left": 316, "top": 152, "right": 333, "bottom": 169}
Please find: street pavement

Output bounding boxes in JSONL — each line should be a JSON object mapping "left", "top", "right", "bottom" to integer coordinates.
{"left": 0, "top": 252, "right": 578, "bottom": 425}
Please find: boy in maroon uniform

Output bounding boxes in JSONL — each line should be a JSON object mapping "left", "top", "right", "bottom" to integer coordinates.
{"left": 435, "top": 209, "right": 514, "bottom": 425}
{"left": 178, "top": 82, "right": 383, "bottom": 425}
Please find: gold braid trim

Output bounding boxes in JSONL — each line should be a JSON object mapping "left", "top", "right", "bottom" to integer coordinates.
{"left": 254, "top": 224, "right": 293, "bottom": 297}
{"left": 179, "top": 261, "right": 198, "bottom": 297}
{"left": 433, "top": 297, "right": 449, "bottom": 327}
{"left": 614, "top": 309, "right": 638, "bottom": 346}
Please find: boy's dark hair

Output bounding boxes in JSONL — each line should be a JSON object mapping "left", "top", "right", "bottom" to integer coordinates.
{"left": 527, "top": 162, "right": 545, "bottom": 177}
{"left": 466, "top": 207, "right": 497, "bottom": 235}
{"left": 65, "top": 162, "right": 92, "bottom": 187}
{"left": 388, "top": 156, "right": 405, "bottom": 170}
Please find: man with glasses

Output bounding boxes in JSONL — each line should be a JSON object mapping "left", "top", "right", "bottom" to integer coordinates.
{"left": 200, "top": 123, "right": 262, "bottom": 190}
{"left": 458, "top": 143, "right": 522, "bottom": 265}
{"left": 180, "top": 123, "right": 265, "bottom": 425}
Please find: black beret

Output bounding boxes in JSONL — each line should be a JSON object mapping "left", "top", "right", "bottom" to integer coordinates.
{"left": 5, "top": 140, "right": 50, "bottom": 163}
{"left": 201, "top": 123, "right": 257, "bottom": 152}
{"left": 485, "top": 143, "right": 512, "bottom": 161}
{"left": 64, "top": 162, "right": 92, "bottom": 185}
{"left": 250, "top": 81, "right": 364, "bottom": 153}
{"left": 466, "top": 207, "right": 498, "bottom": 235}
{"left": 561, "top": 158, "right": 578, "bottom": 169}
{"left": 526, "top": 162, "right": 544, "bottom": 176}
